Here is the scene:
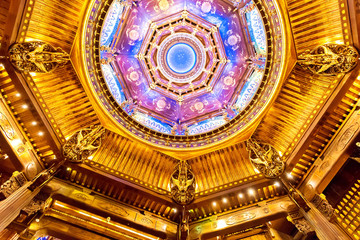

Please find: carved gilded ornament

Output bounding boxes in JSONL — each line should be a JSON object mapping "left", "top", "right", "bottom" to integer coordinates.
{"left": 246, "top": 138, "right": 285, "bottom": 178}
{"left": 170, "top": 161, "right": 195, "bottom": 205}
{"left": 62, "top": 125, "right": 106, "bottom": 163}
{"left": 0, "top": 171, "right": 27, "bottom": 199}
{"left": 226, "top": 212, "right": 256, "bottom": 225}
{"left": 22, "top": 198, "right": 45, "bottom": 216}
{"left": 311, "top": 194, "right": 335, "bottom": 221}
{"left": 298, "top": 44, "right": 359, "bottom": 75}
{"left": 8, "top": 42, "right": 69, "bottom": 73}
{"left": 0, "top": 112, "right": 15, "bottom": 140}
{"left": 287, "top": 211, "right": 315, "bottom": 235}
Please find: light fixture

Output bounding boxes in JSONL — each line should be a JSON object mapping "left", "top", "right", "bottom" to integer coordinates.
{"left": 274, "top": 181, "right": 280, "bottom": 187}
{"left": 238, "top": 193, "right": 244, "bottom": 198}
{"left": 15, "top": 93, "right": 21, "bottom": 97}
{"left": 222, "top": 198, "right": 228, "bottom": 203}
{"left": 173, "top": 208, "right": 177, "bottom": 213}
{"left": 22, "top": 104, "right": 28, "bottom": 109}
{"left": 248, "top": 189, "right": 255, "bottom": 195}
{"left": 287, "top": 173, "right": 293, "bottom": 179}
{"left": 38, "top": 131, "right": 44, "bottom": 136}
{"left": 31, "top": 121, "right": 37, "bottom": 126}
{"left": 212, "top": 201, "right": 217, "bottom": 207}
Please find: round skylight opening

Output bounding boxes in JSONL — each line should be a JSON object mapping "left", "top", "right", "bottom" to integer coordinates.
{"left": 166, "top": 43, "right": 197, "bottom": 74}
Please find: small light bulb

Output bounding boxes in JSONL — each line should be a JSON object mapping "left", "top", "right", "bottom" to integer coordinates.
{"left": 212, "top": 201, "right": 217, "bottom": 207}
{"left": 173, "top": 208, "right": 177, "bottom": 213}
{"left": 222, "top": 198, "right": 228, "bottom": 203}
{"left": 274, "top": 182, "right": 280, "bottom": 187}
{"left": 15, "top": 93, "right": 21, "bottom": 97}
{"left": 22, "top": 104, "right": 28, "bottom": 109}
{"left": 238, "top": 193, "right": 244, "bottom": 198}
{"left": 248, "top": 189, "right": 255, "bottom": 195}
{"left": 38, "top": 131, "right": 44, "bottom": 136}
{"left": 31, "top": 121, "right": 37, "bottom": 126}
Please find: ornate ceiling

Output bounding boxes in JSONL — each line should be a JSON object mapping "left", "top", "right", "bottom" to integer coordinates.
{"left": 0, "top": 0, "right": 359, "bottom": 238}
{"left": 73, "top": 0, "right": 295, "bottom": 157}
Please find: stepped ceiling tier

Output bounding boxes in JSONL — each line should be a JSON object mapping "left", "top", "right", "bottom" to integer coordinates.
{"left": 71, "top": 0, "right": 295, "bottom": 158}
{"left": 2, "top": 0, "right": 359, "bottom": 238}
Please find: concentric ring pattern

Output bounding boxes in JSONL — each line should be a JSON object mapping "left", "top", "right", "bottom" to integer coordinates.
{"left": 83, "top": 0, "right": 286, "bottom": 149}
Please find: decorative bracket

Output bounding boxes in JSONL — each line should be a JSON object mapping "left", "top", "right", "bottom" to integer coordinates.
{"left": 62, "top": 125, "right": 106, "bottom": 163}
{"left": 170, "top": 161, "right": 195, "bottom": 205}
{"left": 246, "top": 138, "right": 285, "bottom": 178}
{"left": 9, "top": 41, "right": 70, "bottom": 73}
{"left": 298, "top": 44, "right": 358, "bottom": 75}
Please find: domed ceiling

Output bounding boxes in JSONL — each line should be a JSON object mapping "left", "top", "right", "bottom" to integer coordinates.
{"left": 79, "top": 0, "right": 292, "bottom": 153}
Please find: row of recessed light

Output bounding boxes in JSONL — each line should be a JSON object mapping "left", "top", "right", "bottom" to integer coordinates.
{"left": 211, "top": 181, "right": 284, "bottom": 207}
{"left": 172, "top": 179, "right": 291, "bottom": 214}
{"left": 16, "top": 93, "right": 44, "bottom": 137}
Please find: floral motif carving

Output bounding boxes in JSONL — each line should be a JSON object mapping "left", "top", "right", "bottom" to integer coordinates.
{"left": 9, "top": 41, "right": 69, "bottom": 73}
{"left": 22, "top": 197, "right": 45, "bottom": 216}
{"left": 0, "top": 171, "right": 27, "bottom": 200}
{"left": 337, "top": 123, "right": 359, "bottom": 151}
{"left": 170, "top": 161, "right": 196, "bottom": 205}
{"left": 298, "top": 44, "right": 359, "bottom": 75}
{"left": 226, "top": 212, "right": 256, "bottom": 225}
{"left": 246, "top": 138, "right": 285, "bottom": 178}
{"left": 97, "top": 203, "right": 129, "bottom": 217}
{"left": 311, "top": 194, "right": 335, "bottom": 221}
{"left": 0, "top": 112, "right": 14, "bottom": 140}
{"left": 287, "top": 210, "right": 315, "bottom": 235}
{"left": 63, "top": 125, "right": 106, "bottom": 163}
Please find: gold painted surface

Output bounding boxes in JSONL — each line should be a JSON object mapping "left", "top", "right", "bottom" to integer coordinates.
{"left": 254, "top": 66, "right": 341, "bottom": 159}
{"left": 0, "top": 0, "right": 10, "bottom": 43}
{"left": 48, "top": 201, "right": 161, "bottom": 240}
{"left": 189, "top": 197, "right": 294, "bottom": 233}
{"left": 0, "top": 65, "right": 56, "bottom": 161}
{"left": 56, "top": 167, "right": 179, "bottom": 220}
{"left": 25, "top": 0, "right": 85, "bottom": 52}
{"left": 236, "top": 234, "right": 267, "bottom": 240}
{"left": 286, "top": 0, "right": 344, "bottom": 53}
{"left": 32, "top": 63, "right": 100, "bottom": 140}
{"left": 91, "top": 130, "right": 177, "bottom": 191}
{"left": 335, "top": 179, "right": 360, "bottom": 239}
{"left": 188, "top": 142, "right": 256, "bottom": 192}
{"left": 188, "top": 179, "right": 285, "bottom": 221}
{"left": 71, "top": 0, "right": 296, "bottom": 160}
{"left": 290, "top": 75, "right": 360, "bottom": 182}
{"left": 90, "top": 134, "right": 257, "bottom": 193}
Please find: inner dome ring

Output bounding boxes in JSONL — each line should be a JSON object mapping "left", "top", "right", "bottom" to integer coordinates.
{"left": 157, "top": 33, "right": 206, "bottom": 83}
{"left": 166, "top": 43, "right": 197, "bottom": 74}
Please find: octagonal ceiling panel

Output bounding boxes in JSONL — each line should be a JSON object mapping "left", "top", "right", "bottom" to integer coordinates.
{"left": 76, "top": 0, "right": 295, "bottom": 155}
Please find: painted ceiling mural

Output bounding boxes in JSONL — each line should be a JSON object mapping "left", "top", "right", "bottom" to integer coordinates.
{"left": 99, "top": 0, "right": 266, "bottom": 136}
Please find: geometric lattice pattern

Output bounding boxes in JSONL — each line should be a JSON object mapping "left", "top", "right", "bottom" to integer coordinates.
{"left": 335, "top": 179, "right": 360, "bottom": 239}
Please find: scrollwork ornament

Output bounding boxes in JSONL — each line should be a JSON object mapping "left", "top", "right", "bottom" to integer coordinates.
{"left": 0, "top": 171, "right": 27, "bottom": 199}
{"left": 311, "top": 194, "right": 335, "bottom": 221}
{"left": 298, "top": 44, "right": 359, "bottom": 75}
{"left": 293, "top": 218, "right": 314, "bottom": 235}
{"left": 287, "top": 211, "right": 315, "bottom": 235}
{"left": 0, "top": 112, "right": 15, "bottom": 140}
{"left": 62, "top": 125, "right": 106, "bottom": 163}
{"left": 8, "top": 41, "right": 69, "bottom": 73}
{"left": 22, "top": 198, "right": 45, "bottom": 216}
{"left": 246, "top": 138, "right": 285, "bottom": 178}
{"left": 170, "top": 161, "right": 196, "bottom": 205}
